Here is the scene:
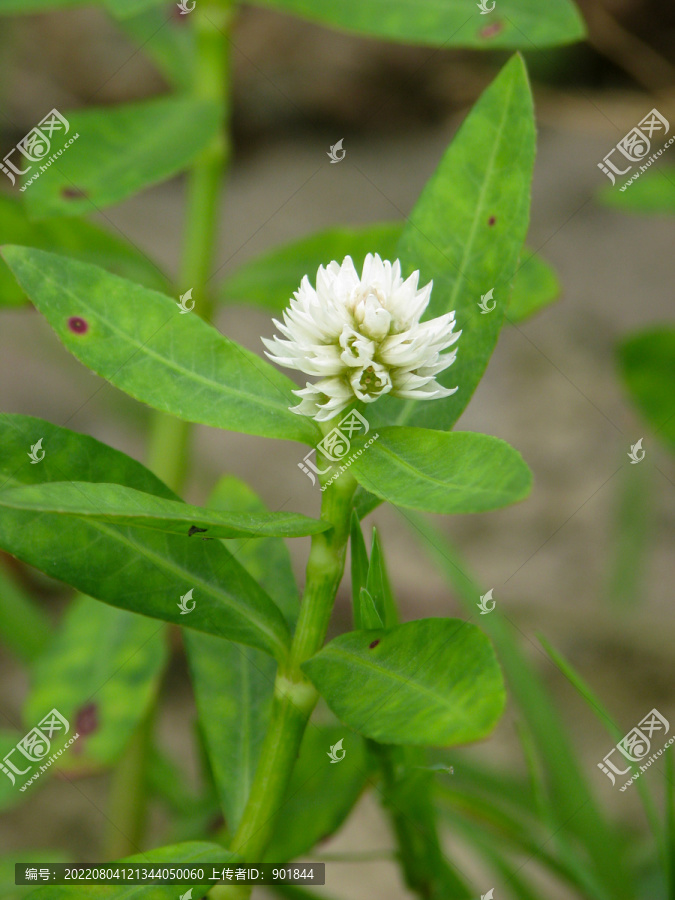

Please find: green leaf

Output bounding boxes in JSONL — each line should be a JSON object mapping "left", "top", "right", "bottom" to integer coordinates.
{"left": 0, "top": 415, "right": 291, "bottom": 660}
{"left": 618, "top": 327, "right": 675, "bottom": 451}
{"left": 1, "top": 854, "right": 66, "bottom": 900}
{"left": 358, "top": 587, "right": 383, "bottom": 629}
{"left": 23, "top": 96, "right": 220, "bottom": 219}
{"left": 537, "top": 634, "right": 663, "bottom": 851}
{"left": 221, "top": 222, "right": 401, "bottom": 310}
{"left": 0, "top": 481, "right": 330, "bottom": 540}
{"left": 604, "top": 463, "right": 653, "bottom": 609}
{"left": 508, "top": 249, "right": 560, "bottom": 323}
{"left": 436, "top": 798, "right": 549, "bottom": 900}
{"left": 146, "top": 744, "right": 204, "bottom": 814}
{"left": 185, "top": 633, "right": 275, "bottom": 833}
{"left": 264, "top": 725, "right": 373, "bottom": 861}
{"left": 0, "top": 562, "right": 51, "bottom": 663}
{"left": 1, "top": 247, "right": 319, "bottom": 445}
{"left": 221, "top": 222, "right": 553, "bottom": 328}
{"left": 0, "top": 0, "right": 88, "bottom": 11}
{"left": 0, "top": 730, "right": 24, "bottom": 811}
{"left": 350, "top": 427, "right": 532, "bottom": 514}
{"left": 115, "top": 7, "right": 196, "bottom": 91}
{"left": 349, "top": 511, "right": 369, "bottom": 630}
{"left": 104, "top": 0, "right": 165, "bottom": 17}
{"left": 406, "top": 512, "right": 635, "bottom": 898}
{"left": 599, "top": 167, "right": 675, "bottom": 215}
{"left": 25, "top": 842, "right": 237, "bottom": 899}
{"left": 365, "top": 527, "right": 398, "bottom": 626}
{"left": 184, "top": 476, "right": 300, "bottom": 832}
{"left": 363, "top": 544, "right": 387, "bottom": 628}
{"left": 0, "top": 195, "right": 168, "bottom": 308}
{"left": 380, "top": 54, "right": 535, "bottom": 432}
{"left": 251, "top": 0, "right": 586, "bottom": 49}
{"left": 208, "top": 475, "right": 300, "bottom": 626}
{"left": 303, "top": 618, "right": 505, "bottom": 746}
{"left": 23, "top": 595, "right": 167, "bottom": 771}
{"left": 371, "top": 743, "right": 471, "bottom": 898}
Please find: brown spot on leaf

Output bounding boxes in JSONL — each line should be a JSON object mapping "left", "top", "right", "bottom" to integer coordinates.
{"left": 480, "top": 21, "right": 504, "bottom": 39}
{"left": 61, "top": 186, "right": 88, "bottom": 200}
{"left": 75, "top": 702, "right": 98, "bottom": 737}
{"left": 369, "top": 639, "right": 380, "bottom": 649}
{"left": 188, "top": 526, "right": 208, "bottom": 536}
{"left": 208, "top": 812, "right": 225, "bottom": 833}
{"left": 488, "top": 215, "right": 496, "bottom": 226}
{"left": 68, "top": 316, "right": 88, "bottom": 334}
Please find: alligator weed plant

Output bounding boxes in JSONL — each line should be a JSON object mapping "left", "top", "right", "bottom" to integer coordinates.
{"left": 0, "top": 1, "right": 587, "bottom": 898}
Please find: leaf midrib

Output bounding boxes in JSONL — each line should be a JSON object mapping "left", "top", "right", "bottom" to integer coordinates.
{"left": 61, "top": 99, "right": 214, "bottom": 186}
{"left": 0, "top": 483, "right": 324, "bottom": 537}
{"left": 357, "top": 438, "right": 517, "bottom": 499}
{"left": 394, "top": 64, "right": 519, "bottom": 426}
{"left": 260, "top": 0, "right": 573, "bottom": 33}
{"left": 5, "top": 473, "right": 288, "bottom": 659}
{"left": 324, "top": 644, "right": 465, "bottom": 712}
{"left": 20, "top": 253, "right": 302, "bottom": 425}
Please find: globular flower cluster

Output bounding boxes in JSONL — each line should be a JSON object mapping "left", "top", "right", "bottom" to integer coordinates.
{"left": 263, "top": 254, "right": 461, "bottom": 421}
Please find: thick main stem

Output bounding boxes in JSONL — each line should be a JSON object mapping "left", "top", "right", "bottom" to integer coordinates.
{"left": 212, "top": 473, "right": 357, "bottom": 898}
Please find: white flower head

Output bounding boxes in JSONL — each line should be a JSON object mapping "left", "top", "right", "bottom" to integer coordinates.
{"left": 263, "top": 254, "right": 461, "bottom": 421}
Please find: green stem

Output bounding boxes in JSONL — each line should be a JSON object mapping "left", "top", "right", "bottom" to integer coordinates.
{"left": 180, "top": 0, "right": 232, "bottom": 311}
{"left": 0, "top": 560, "right": 51, "bottom": 663}
{"left": 146, "top": 413, "right": 193, "bottom": 492}
{"left": 211, "top": 472, "right": 357, "bottom": 898}
{"left": 146, "top": 0, "right": 232, "bottom": 493}
{"left": 372, "top": 743, "right": 470, "bottom": 899}
{"left": 103, "top": 708, "right": 154, "bottom": 859}
{"left": 107, "top": 0, "right": 233, "bottom": 857}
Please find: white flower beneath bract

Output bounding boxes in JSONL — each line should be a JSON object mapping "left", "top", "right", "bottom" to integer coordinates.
{"left": 262, "top": 254, "right": 461, "bottom": 421}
